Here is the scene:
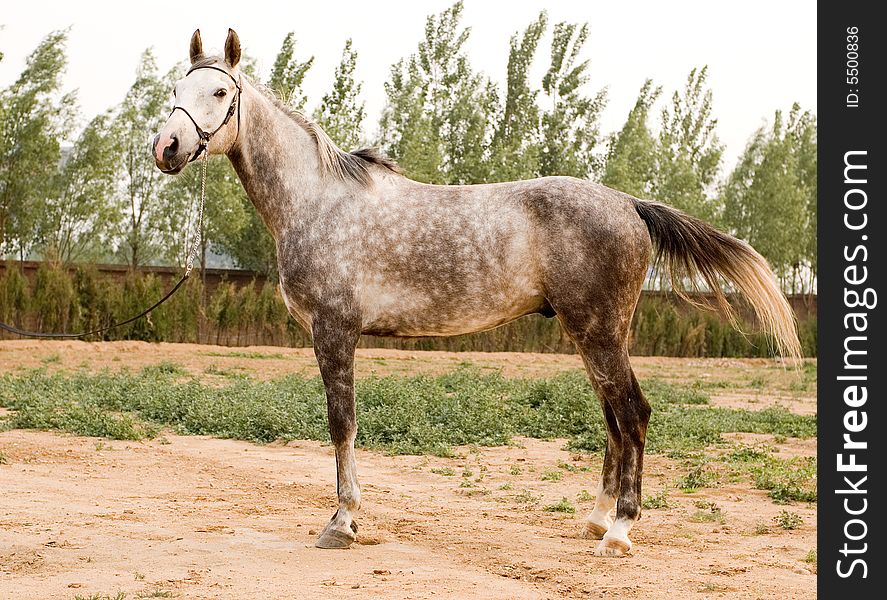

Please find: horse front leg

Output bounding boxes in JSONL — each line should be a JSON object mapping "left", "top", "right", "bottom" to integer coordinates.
{"left": 311, "top": 317, "right": 361, "bottom": 549}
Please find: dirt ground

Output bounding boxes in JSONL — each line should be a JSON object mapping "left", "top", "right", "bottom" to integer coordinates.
{"left": 0, "top": 341, "right": 816, "bottom": 599}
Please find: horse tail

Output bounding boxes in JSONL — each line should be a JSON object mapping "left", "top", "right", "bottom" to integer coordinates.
{"left": 632, "top": 198, "right": 801, "bottom": 363}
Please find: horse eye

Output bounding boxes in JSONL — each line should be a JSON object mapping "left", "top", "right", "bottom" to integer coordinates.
{"left": 214, "top": 89, "right": 227, "bottom": 98}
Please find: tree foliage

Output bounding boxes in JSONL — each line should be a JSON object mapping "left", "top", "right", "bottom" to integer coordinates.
{"left": 380, "top": 1, "right": 497, "bottom": 184}
{"left": 0, "top": 30, "right": 77, "bottom": 258}
{"left": 721, "top": 104, "right": 817, "bottom": 291}
{"left": 654, "top": 66, "right": 723, "bottom": 220}
{"left": 602, "top": 79, "right": 661, "bottom": 198}
{"left": 111, "top": 50, "right": 171, "bottom": 268}
{"left": 488, "top": 11, "right": 547, "bottom": 182}
{"left": 268, "top": 32, "right": 314, "bottom": 110}
{"left": 314, "top": 39, "right": 365, "bottom": 150}
{"left": 41, "top": 113, "right": 119, "bottom": 264}
{"left": 538, "top": 21, "right": 607, "bottom": 179}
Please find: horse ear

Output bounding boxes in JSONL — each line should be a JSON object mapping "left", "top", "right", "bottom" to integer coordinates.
{"left": 224, "top": 28, "right": 241, "bottom": 68}
{"left": 189, "top": 29, "right": 204, "bottom": 64}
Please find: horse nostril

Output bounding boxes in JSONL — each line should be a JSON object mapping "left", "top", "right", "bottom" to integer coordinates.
{"left": 163, "top": 135, "right": 179, "bottom": 162}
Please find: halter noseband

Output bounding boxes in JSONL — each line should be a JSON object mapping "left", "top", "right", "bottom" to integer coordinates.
{"left": 168, "top": 64, "right": 242, "bottom": 166}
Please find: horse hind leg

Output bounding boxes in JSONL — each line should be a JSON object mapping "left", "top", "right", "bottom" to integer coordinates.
{"left": 582, "top": 402, "right": 621, "bottom": 539}
{"left": 576, "top": 337, "right": 651, "bottom": 557}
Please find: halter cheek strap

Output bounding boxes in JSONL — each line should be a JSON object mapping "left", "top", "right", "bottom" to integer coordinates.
{"left": 169, "top": 64, "right": 242, "bottom": 163}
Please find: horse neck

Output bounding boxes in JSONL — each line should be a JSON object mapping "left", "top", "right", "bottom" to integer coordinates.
{"left": 226, "top": 81, "right": 324, "bottom": 239}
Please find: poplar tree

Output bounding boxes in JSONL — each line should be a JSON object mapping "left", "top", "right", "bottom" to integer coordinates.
{"left": 654, "top": 66, "right": 723, "bottom": 221}
{"left": 112, "top": 49, "right": 170, "bottom": 268}
{"left": 380, "top": 1, "right": 497, "bottom": 184}
{"left": 721, "top": 104, "right": 817, "bottom": 292}
{"left": 0, "top": 30, "right": 77, "bottom": 260}
{"left": 538, "top": 21, "right": 606, "bottom": 179}
{"left": 488, "top": 11, "right": 547, "bottom": 182}
{"left": 41, "top": 113, "right": 120, "bottom": 264}
{"left": 602, "top": 79, "right": 661, "bottom": 198}
{"left": 314, "top": 39, "right": 366, "bottom": 149}
{"left": 268, "top": 32, "right": 314, "bottom": 110}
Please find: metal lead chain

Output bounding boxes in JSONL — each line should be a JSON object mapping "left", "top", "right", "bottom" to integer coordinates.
{"left": 184, "top": 151, "right": 207, "bottom": 277}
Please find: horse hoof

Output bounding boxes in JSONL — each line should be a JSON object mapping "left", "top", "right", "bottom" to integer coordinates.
{"left": 593, "top": 537, "right": 632, "bottom": 558}
{"left": 582, "top": 521, "right": 609, "bottom": 540}
{"left": 315, "top": 526, "right": 356, "bottom": 549}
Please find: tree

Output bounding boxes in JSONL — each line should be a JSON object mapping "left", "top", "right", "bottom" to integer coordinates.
{"left": 268, "top": 32, "right": 314, "bottom": 110}
{"left": 314, "top": 39, "right": 366, "bottom": 150}
{"left": 157, "top": 156, "right": 249, "bottom": 272}
{"left": 380, "top": 58, "right": 443, "bottom": 183}
{"left": 654, "top": 66, "right": 723, "bottom": 221}
{"left": 380, "top": 1, "right": 498, "bottom": 184}
{"left": 721, "top": 104, "right": 817, "bottom": 293}
{"left": 0, "top": 30, "right": 77, "bottom": 260}
{"left": 602, "top": 79, "right": 661, "bottom": 198}
{"left": 488, "top": 11, "right": 547, "bottom": 182}
{"left": 40, "top": 113, "right": 120, "bottom": 264}
{"left": 538, "top": 21, "right": 607, "bottom": 179}
{"left": 112, "top": 49, "right": 170, "bottom": 269}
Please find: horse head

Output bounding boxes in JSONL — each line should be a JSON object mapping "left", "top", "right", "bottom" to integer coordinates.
{"left": 152, "top": 29, "right": 242, "bottom": 174}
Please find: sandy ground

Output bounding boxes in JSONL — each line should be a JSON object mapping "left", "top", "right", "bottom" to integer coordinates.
{"left": 0, "top": 342, "right": 816, "bottom": 599}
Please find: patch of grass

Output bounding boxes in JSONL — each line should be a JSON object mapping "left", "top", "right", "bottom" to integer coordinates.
{"left": 576, "top": 489, "right": 594, "bottom": 503}
{"left": 202, "top": 351, "right": 286, "bottom": 360}
{"left": 74, "top": 593, "right": 126, "bottom": 600}
{"left": 543, "top": 497, "right": 576, "bottom": 513}
{"left": 498, "top": 482, "right": 513, "bottom": 491}
{"left": 509, "top": 465, "right": 522, "bottom": 476}
{"left": 41, "top": 352, "right": 61, "bottom": 365}
{"left": 431, "top": 467, "right": 455, "bottom": 476}
{"left": 749, "top": 375, "right": 768, "bottom": 390}
{"left": 723, "top": 444, "right": 774, "bottom": 463}
{"left": 752, "top": 522, "right": 770, "bottom": 535}
{"left": 803, "top": 549, "right": 817, "bottom": 564}
{"left": 690, "top": 500, "right": 725, "bottom": 524}
{"left": 642, "top": 489, "right": 670, "bottom": 509}
{"left": 541, "top": 468, "right": 563, "bottom": 482}
{"left": 513, "top": 490, "right": 539, "bottom": 504}
{"left": 676, "top": 466, "right": 719, "bottom": 492}
{"left": 0, "top": 368, "right": 815, "bottom": 456}
{"left": 752, "top": 456, "right": 816, "bottom": 504}
{"left": 203, "top": 364, "right": 248, "bottom": 380}
{"left": 774, "top": 510, "right": 803, "bottom": 530}
{"left": 141, "top": 362, "right": 187, "bottom": 377}
{"left": 0, "top": 451, "right": 8, "bottom": 465}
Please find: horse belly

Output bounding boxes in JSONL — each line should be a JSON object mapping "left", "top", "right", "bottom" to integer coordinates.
{"left": 358, "top": 276, "right": 544, "bottom": 337}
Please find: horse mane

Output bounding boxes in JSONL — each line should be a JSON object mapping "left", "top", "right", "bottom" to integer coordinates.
{"left": 189, "top": 57, "right": 402, "bottom": 186}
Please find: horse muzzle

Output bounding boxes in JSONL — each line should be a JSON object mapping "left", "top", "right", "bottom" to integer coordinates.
{"left": 153, "top": 132, "right": 191, "bottom": 174}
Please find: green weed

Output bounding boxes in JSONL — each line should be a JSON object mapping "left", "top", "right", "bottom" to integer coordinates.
{"left": 775, "top": 510, "right": 803, "bottom": 530}
{"left": 0, "top": 368, "right": 815, "bottom": 458}
{"left": 642, "top": 489, "right": 671, "bottom": 509}
{"left": 543, "top": 497, "right": 576, "bottom": 513}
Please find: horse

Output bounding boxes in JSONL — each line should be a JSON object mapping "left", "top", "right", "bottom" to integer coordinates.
{"left": 152, "top": 29, "right": 800, "bottom": 557}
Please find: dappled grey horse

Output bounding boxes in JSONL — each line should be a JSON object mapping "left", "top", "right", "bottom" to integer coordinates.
{"left": 153, "top": 29, "right": 800, "bottom": 557}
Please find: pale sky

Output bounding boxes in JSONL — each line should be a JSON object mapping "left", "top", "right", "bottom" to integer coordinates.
{"left": 1, "top": 1, "right": 816, "bottom": 169}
